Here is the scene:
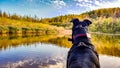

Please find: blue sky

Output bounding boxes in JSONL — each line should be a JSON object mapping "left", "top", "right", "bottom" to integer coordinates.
{"left": 0, "top": 0, "right": 120, "bottom": 18}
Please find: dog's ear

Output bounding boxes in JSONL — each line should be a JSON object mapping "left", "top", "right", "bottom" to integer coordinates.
{"left": 70, "top": 18, "right": 79, "bottom": 26}
{"left": 83, "top": 19, "right": 92, "bottom": 26}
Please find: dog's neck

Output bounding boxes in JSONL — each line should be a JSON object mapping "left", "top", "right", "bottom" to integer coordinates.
{"left": 73, "top": 36, "right": 91, "bottom": 45}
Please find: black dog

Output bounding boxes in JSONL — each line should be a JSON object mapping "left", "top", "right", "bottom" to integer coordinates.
{"left": 67, "top": 18, "right": 100, "bottom": 68}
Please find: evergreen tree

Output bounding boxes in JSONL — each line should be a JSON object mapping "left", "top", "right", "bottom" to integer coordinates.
{"left": 3, "top": 12, "right": 8, "bottom": 18}
{"left": 0, "top": 10, "right": 2, "bottom": 17}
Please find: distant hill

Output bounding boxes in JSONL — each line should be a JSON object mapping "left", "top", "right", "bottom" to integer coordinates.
{"left": 81, "top": 7, "right": 120, "bottom": 18}
{"left": 40, "top": 7, "right": 120, "bottom": 34}
{"left": 40, "top": 7, "right": 120, "bottom": 24}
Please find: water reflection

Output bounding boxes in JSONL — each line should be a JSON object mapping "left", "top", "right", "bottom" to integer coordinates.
{"left": 100, "top": 55, "right": 120, "bottom": 68}
{"left": 91, "top": 34, "right": 120, "bottom": 57}
{"left": 0, "top": 43, "right": 67, "bottom": 68}
{"left": 0, "top": 34, "right": 120, "bottom": 57}
{"left": 0, "top": 34, "right": 71, "bottom": 51}
{"left": 0, "top": 34, "right": 120, "bottom": 68}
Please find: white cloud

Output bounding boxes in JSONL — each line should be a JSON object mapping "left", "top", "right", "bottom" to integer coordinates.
{"left": 76, "top": 2, "right": 92, "bottom": 7}
{"left": 52, "top": 0, "right": 66, "bottom": 9}
{"left": 3, "top": 56, "right": 65, "bottom": 68}
{"left": 74, "top": 0, "right": 120, "bottom": 10}
{"left": 91, "top": 0, "right": 120, "bottom": 10}
{"left": 74, "top": 0, "right": 84, "bottom": 2}
{"left": 74, "top": 0, "right": 92, "bottom": 3}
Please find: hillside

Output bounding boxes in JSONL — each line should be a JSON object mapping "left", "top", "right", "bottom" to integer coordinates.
{"left": 0, "top": 10, "right": 66, "bottom": 35}
{"left": 0, "top": 7, "right": 120, "bottom": 34}
{"left": 40, "top": 8, "right": 120, "bottom": 23}
{"left": 40, "top": 7, "right": 120, "bottom": 33}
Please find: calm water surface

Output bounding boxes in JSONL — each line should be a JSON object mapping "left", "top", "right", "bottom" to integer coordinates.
{"left": 0, "top": 34, "right": 120, "bottom": 68}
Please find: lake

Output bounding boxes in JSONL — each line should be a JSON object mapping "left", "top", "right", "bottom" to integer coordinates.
{"left": 0, "top": 34, "right": 120, "bottom": 68}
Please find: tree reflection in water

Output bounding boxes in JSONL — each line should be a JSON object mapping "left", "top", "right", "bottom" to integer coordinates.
{"left": 0, "top": 34, "right": 120, "bottom": 57}
{"left": 91, "top": 34, "right": 120, "bottom": 57}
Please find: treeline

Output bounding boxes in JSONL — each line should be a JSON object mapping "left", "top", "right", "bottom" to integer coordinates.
{"left": 1, "top": 7, "right": 120, "bottom": 24}
{"left": 0, "top": 10, "right": 41, "bottom": 23}
{"left": 40, "top": 7, "right": 120, "bottom": 23}
{"left": 84, "top": 7, "right": 120, "bottom": 18}
{"left": 0, "top": 11, "right": 61, "bottom": 35}
{"left": 0, "top": 11, "right": 72, "bottom": 28}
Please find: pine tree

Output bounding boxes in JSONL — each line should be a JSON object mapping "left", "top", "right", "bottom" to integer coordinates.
{"left": 3, "top": 12, "right": 8, "bottom": 18}
{"left": 0, "top": 10, "right": 2, "bottom": 17}
{"left": 11, "top": 14, "right": 19, "bottom": 20}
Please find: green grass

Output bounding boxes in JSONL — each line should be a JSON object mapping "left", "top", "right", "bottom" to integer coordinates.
{"left": 90, "top": 17, "right": 120, "bottom": 34}
{"left": 0, "top": 17, "right": 64, "bottom": 34}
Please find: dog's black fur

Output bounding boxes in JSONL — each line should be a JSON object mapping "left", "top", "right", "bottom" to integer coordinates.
{"left": 67, "top": 18, "right": 100, "bottom": 68}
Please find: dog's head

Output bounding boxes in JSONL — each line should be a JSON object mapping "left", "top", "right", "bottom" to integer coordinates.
{"left": 69, "top": 18, "right": 92, "bottom": 43}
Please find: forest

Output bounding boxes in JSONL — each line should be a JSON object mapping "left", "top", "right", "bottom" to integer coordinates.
{"left": 0, "top": 7, "right": 120, "bottom": 34}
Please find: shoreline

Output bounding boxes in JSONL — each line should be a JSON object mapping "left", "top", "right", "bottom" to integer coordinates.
{"left": 90, "top": 32, "right": 120, "bottom": 36}
{"left": 0, "top": 29, "right": 120, "bottom": 36}
{"left": 60, "top": 30, "right": 120, "bottom": 36}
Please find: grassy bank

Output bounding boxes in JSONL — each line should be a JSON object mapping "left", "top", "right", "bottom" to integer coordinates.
{"left": 0, "top": 17, "right": 64, "bottom": 34}
{"left": 90, "top": 17, "right": 120, "bottom": 34}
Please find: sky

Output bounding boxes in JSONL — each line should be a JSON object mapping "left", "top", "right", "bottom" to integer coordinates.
{"left": 0, "top": 0, "right": 120, "bottom": 18}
